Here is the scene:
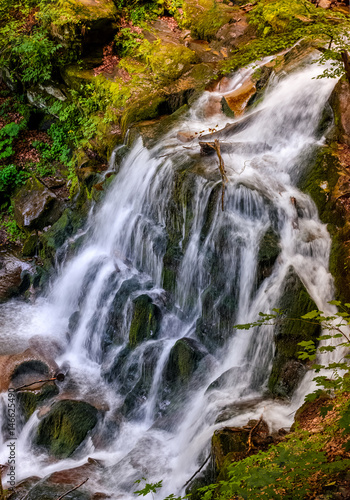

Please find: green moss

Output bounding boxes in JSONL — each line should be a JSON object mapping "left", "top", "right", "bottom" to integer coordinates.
{"left": 182, "top": 0, "right": 233, "bottom": 41}
{"left": 22, "top": 232, "right": 38, "bottom": 257}
{"left": 17, "top": 383, "right": 59, "bottom": 422}
{"left": 43, "top": 0, "right": 117, "bottom": 26}
{"left": 128, "top": 294, "right": 161, "bottom": 348}
{"left": 165, "top": 337, "right": 207, "bottom": 384}
{"left": 121, "top": 92, "right": 168, "bottom": 134}
{"left": 36, "top": 400, "right": 98, "bottom": 458}
{"left": 39, "top": 208, "right": 85, "bottom": 263}
{"left": 147, "top": 43, "right": 198, "bottom": 81}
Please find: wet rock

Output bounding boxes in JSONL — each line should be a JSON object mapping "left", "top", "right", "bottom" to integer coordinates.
{"left": 39, "top": 208, "right": 85, "bottom": 263}
{"left": 177, "top": 130, "right": 196, "bottom": 142}
{"left": 256, "top": 227, "right": 281, "bottom": 287}
{"left": 36, "top": 399, "right": 98, "bottom": 458}
{"left": 164, "top": 337, "right": 208, "bottom": 385}
{"left": 121, "top": 342, "right": 163, "bottom": 417}
{"left": 129, "top": 294, "right": 162, "bottom": 348}
{"left": 268, "top": 266, "right": 321, "bottom": 397}
{"left": 0, "top": 346, "right": 59, "bottom": 398}
{"left": 103, "top": 276, "right": 144, "bottom": 350}
{"left": 220, "top": 78, "right": 256, "bottom": 117}
{"left": 206, "top": 365, "right": 250, "bottom": 393}
{"left": 17, "top": 383, "right": 59, "bottom": 422}
{"left": 14, "top": 177, "right": 63, "bottom": 231}
{"left": 200, "top": 109, "right": 262, "bottom": 141}
{"left": 0, "top": 252, "right": 32, "bottom": 301}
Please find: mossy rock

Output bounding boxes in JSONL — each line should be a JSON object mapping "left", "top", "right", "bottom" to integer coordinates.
{"left": 212, "top": 427, "right": 249, "bottom": 471}
{"left": 148, "top": 43, "right": 198, "bottom": 81}
{"left": 121, "top": 92, "right": 169, "bottom": 134}
{"left": 39, "top": 208, "right": 85, "bottom": 263}
{"left": 17, "top": 383, "right": 59, "bottom": 422}
{"left": 268, "top": 267, "right": 321, "bottom": 397}
{"left": 36, "top": 400, "right": 98, "bottom": 458}
{"left": 129, "top": 294, "right": 162, "bottom": 348}
{"left": 164, "top": 337, "right": 208, "bottom": 385}
{"left": 22, "top": 232, "right": 39, "bottom": 257}
{"left": 60, "top": 64, "right": 95, "bottom": 91}
{"left": 183, "top": 0, "right": 234, "bottom": 41}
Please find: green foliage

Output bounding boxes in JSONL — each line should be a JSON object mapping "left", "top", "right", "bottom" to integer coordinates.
{"left": 0, "top": 206, "right": 25, "bottom": 243}
{"left": 12, "top": 30, "right": 62, "bottom": 84}
{"left": 115, "top": 28, "right": 144, "bottom": 57}
{"left": 0, "top": 165, "right": 27, "bottom": 195}
{"left": 235, "top": 301, "right": 350, "bottom": 400}
{"left": 134, "top": 478, "right": 187, "bottom": 500}
{"left": 0, "top": 121, "right": 26, "bottom": 160}
{"left": 198, "top": 433, "right": 350, "bottom": 499}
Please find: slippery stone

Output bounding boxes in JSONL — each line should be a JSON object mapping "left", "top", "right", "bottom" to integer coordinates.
{"left": 129, "top": 294, "right": 162, "bottom": 348}
{"left": 36, "top": 399, "right": 98, "bottom": 458}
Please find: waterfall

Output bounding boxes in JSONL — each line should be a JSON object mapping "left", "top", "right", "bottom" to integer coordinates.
{"left": 0, "top": 60, "right": 338, "bottom": 498}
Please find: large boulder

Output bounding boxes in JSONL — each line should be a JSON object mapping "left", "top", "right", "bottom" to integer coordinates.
{"left": 13, "top": 177, "right": 63, "bottom": 231}
{"left": 36, "top": 400, "right": 98, "bottom": 458}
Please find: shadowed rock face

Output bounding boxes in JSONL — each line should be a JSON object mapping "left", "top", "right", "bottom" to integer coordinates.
{"left": 14, "top": 177, "right": 63, "bottom": 231}
{"left": 0, "top": 252, "right": 32, "bottom": 302}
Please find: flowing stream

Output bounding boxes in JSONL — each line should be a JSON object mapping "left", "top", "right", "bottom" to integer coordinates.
{"left": 0, "top": 59, "right": 339, "bottom": 498}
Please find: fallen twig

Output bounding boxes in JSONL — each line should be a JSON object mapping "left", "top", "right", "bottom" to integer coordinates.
{"left": 247, "top": 414, "right": 263, "bottom": 452}
{"left": 56, "top": 478, "right": 89, "bottom": 500}
{"left": 14, "top": 377, "right": 58, "bottom": 391}
{"left": 205, "top": 139, "right": 228, "bottom": 211}
{"left": 183, "top": 456, "right": 210, "bottom": 488}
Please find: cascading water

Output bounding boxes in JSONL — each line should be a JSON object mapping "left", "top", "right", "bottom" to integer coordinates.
{"left": 0, "top": 58, "right": 339, "bottom": 498}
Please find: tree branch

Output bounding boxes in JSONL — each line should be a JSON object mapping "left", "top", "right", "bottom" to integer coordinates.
{"left": 55, "top": 478, "right": 89, "bottom": 500}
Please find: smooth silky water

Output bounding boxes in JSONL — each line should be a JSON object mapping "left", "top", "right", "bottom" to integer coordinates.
{"left": 0, "top": 60, "right": 339, "bottom": 498}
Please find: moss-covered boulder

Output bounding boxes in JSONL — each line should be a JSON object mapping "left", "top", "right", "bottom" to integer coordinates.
{"left": 36, "top": 400, "right": 98, "bottom": 458}
{"left": 183, "top": 0, "right": 236, "bottom": 41}
{"left": 164, "top": 337, "right": 208, "bottom": 385}
{"left": 129, "top": 294, "right": 162, "bottom": 348}
{"left": 268, "top": 267, "right": 321, "bottom": 397}
{"left": 148, "top": 43, "right": 198, "bottom": 81}
{"left": 14, "top": 177, "right": 63, "bottom": 231}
